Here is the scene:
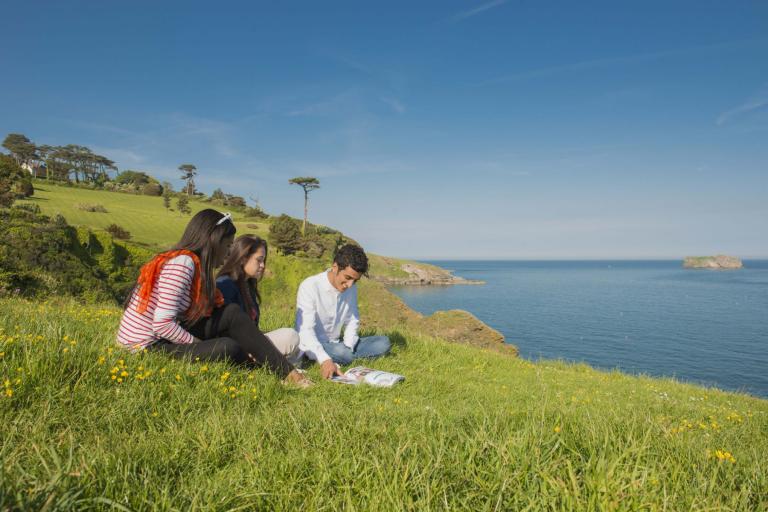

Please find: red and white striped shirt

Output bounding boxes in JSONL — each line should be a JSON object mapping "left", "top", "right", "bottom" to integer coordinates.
{"left": 117, "top": 255, "right": 197, "bottom": 350}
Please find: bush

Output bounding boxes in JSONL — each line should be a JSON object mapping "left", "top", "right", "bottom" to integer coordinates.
{"left": 245, "top": 205, "right": 268, "bottom": 219}
{"left": 76, "top": 203, "right": 108, "bottom": 213}
{"left": 313, "top": 224, "right": 340, "bottom": 236}
{"left": 0, "top": 154, "right": 27, "bottom": 207}
{"left": 228, "top": 196, "right": 246, "bottom": 208}
{"left": 142, "top": 182, "right": 163, "bottom": 196}
{"left": 105, "top": 223, "right": 131, "bottom": 240}
{"left": 176, "top": 195, "right": 191, "bottom": 215}
{"left": 16, "top": 179, "right": 34, "bottom": 198}
{"left": 269, "top": 215, "right": 302, "bottom": 255}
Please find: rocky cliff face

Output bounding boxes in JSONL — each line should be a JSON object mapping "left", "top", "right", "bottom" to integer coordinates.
{"left": 683, "top": 255, "right": 743, "bottom": 269}
{"left": 358, "top": 279, "right": 517, "bottom": 356}
{"left": 369, "top": 258, "right": 484, "bottom": 286}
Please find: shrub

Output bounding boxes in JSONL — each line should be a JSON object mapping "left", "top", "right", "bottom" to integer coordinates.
{"left": 115, "top": 170, "right": 151, "bottom": 187}
{"left": 0, "top": 154, "right": 27, "bottom": 207}
{"left": 269, "top": 214, "right": 302, "bottom": 255}
{"left": 142, "top": 182, "right": 163, "bottom": 196}
{"left": 313, "top": 224, "right": 340, "bottom": 236}
{"left": 176, "top": 195, "right": 191, "bottom": 215}
{"left": 76, "top": 203, "right": 108, "bottom": 213}
{"left": 245, "top": 205, "right": 268, "bottom": 219}
{"left": 228, "top": 195, "right": 246, "bottom": 208}
{"left": 105, "top": 223, "right": 131, "bottom": 240}
{"left": 16, "top": 179, "right": 34, "bottom": 198}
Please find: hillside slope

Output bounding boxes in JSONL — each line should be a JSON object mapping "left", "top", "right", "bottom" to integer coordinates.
{"left": 18, "top": 182, "right": 511, "bottom": 352}
{"left": 0, "top": 298, "right": 765, "bottom": 510}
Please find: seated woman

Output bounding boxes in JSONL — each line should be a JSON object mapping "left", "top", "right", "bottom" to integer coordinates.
{"left": 116, "top": 209, "right": 311, "bottom": 387}
{"left": 216, "top": 235, "right": 300, "bottom": 364}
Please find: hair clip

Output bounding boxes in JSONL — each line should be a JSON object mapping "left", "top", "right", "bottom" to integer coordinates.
{"left": 216, "top": 212, "right": 232, "bottom": 226}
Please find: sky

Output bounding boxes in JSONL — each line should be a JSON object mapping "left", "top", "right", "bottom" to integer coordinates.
{"left": 2, "top": 0, "right": 767, "bottom": 259}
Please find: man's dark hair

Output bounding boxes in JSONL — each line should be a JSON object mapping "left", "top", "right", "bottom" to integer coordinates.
{"left": 334, "top": 244, "right": 368, "bottom": 275}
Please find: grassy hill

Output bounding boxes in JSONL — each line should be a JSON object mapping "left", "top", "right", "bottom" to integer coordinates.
{"left": 17, "top": 182, "right": 510, "bottom": 351}
{"left": 1, "top": 298, "right": 766, "bottom": 510}
{"left": 22, "top": 182, "right": 458, "bottom": 285}
{"left": 2, "top": 181, "right": 767, "bottom": 509}
{"left": 22, "top": 183, "right": 270, "bottom": 249}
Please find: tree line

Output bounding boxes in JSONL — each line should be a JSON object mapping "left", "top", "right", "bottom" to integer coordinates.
{"left": 3, "top": 133, "right": 117, "bottom": 184}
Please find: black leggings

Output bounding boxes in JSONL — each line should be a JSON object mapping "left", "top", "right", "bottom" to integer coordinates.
{"left": 151, "top": 304, "right": 294, "bottom": 378}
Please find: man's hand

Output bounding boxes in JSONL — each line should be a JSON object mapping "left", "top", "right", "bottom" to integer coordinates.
{"left": 320, "top": 359, "right": 342, "bottom": 380}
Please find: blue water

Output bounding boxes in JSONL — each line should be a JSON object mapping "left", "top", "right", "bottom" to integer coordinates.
{"left": 389, "top": 260, "right": 768, "bottom": 398}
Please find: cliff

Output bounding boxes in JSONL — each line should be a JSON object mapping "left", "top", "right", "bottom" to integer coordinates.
{"left": 683, "top": 255, "right": 743, "bottom": 269}
{"left": 368, "top": 254, "right": 484, "bottom": 286}
{"left": 358, "top": 278, "right": 516, "bottom": 356}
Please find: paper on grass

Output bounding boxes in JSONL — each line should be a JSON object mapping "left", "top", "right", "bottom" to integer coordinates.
{"left": 331, "top": 366, "right": 405, "bottom": 387}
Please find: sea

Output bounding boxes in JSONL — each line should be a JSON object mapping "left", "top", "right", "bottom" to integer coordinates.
{"left": 389, "top": 260, "right": 768, "bottom": 398}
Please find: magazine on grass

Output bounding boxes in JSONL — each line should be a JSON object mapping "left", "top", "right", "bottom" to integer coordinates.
{"left": 331, "top": 366, "right": 405, "bottom": 387}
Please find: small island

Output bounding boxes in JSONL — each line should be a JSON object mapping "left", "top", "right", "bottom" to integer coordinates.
{"left": 683, "top": 255, "right": 743, "bottom": 269}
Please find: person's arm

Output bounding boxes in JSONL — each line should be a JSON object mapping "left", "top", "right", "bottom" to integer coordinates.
{"left": 151, "top": 256, "right": 196, "bottom": 344}
{"left": 216, "top": 277, "right": 241, "bottom": 308}
{"left": 342, "top": 285, "right": 360, "bottom": 350}
{"left": 295, "top": 281, "right": 332, "bottom": 364}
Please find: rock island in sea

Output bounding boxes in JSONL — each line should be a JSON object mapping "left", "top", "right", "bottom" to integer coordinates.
{"left": 683, "top": 255, "right": 743, "bottom": 269}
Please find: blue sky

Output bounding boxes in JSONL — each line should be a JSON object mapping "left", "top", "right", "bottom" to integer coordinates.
{"left": 2, "top": 1, "right": 767, "bottom": 259}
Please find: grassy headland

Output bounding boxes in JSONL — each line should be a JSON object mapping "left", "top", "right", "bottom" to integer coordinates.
{"left": 1, "top": 181, "right": 765, "bottom": 509}
{"left": 1, "top": 298, "right": 766, "bottom": 510}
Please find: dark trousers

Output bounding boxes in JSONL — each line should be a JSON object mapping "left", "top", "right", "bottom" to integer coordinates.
{"left": 151, "top": 303, "right": 294, "bottom": 378}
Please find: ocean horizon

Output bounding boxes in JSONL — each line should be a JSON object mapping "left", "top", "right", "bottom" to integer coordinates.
{"left": 389, "top": 259, "right": 768, "bottom": 398}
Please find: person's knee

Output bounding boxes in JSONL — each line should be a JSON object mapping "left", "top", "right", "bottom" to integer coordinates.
{"left": 324, "top": 344, "right": 353, "bottom": 365}
{"left": 267, "top": 328, "right": 300, "bottom": 357}
{"left": 208, "top": 337, "right": 242, "bottom": 360}
{"left": 369, "top": 335, "right": 391, "bottom": 351}
{"left": 331, "top": 353, "right": 353, "bottom": 365}
{"left": 357, "top": 335, "right": 391, "bottom": 357}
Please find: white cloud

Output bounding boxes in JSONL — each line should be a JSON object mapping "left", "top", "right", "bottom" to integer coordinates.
{"left": 380, "top": 96, "right": 406, "bottom": 114}
{"left": 717, "top": 86, "right": 768, "bottom": 125}
{"left": 446, "top": 0, "right": 508, "bottom": 23}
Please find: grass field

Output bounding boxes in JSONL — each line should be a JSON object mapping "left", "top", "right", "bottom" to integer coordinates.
{"left": 5, "top": 181, "right": 768, "bottom": 510}
{"left": 1, "top": 298, "right": 766, "bottom": 510}
{"left": 21, "top": 182, "right": 411, "bottom": 279}
{"left": 21, "top": 182, "right": 270, "bottom": 249}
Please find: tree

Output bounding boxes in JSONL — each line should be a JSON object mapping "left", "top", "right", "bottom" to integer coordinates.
{"left": 178, "top": 164, "right": 197, "bottom": 196}
{"left": 36, "top": 144, "right": 54, "bottom": 180}
{"left": 162, "top": 181, "right": 173, "bottom": 210}
{"left": 176, "top": 194, "right": 191, "bottom": 215}
{"left": 0, "top": 154, "right": 29, "bottom": 207}
{"left": 269, "top": 214, "right": 302, "bottom": 255}
{"left": 211, "top": 188, "right": 226, "bottom": 201}
{"left": 2, "top": 133, "right": 37, "bottom": 168}
{"left": 116, "top": 170, "right": 152, "bottom": 187}
{"left": 288, "top": 176, "right": 320, "bottom": 236}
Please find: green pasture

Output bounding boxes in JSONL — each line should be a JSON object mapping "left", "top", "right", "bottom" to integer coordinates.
{"left": 1, "top": 298, "right": 766, "bottom": 510}
{"left": 5, "top": 181, "right": 767, "bottom": 510}
{"left": 20, "top": 182, "right": 270, "bottom": 249}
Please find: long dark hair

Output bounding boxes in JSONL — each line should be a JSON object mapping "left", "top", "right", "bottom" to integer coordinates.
{"left": 172, "top": 209, "right": 237, "bottom": 319}
{"left": 217, "top": 235, "right": 268, "bottom": 313}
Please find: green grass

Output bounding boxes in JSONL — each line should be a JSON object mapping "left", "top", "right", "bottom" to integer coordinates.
{"left": 21, "top": 182, "right": 270, "bottom": 249}
{"left": 1, "top": 298, "right": 767, "bottom": 510}
{"left": 367, "top": 254, "right": 412, "bottom": 279}
{"left": 7, "top": 181, "right": 768, "bottom": 509}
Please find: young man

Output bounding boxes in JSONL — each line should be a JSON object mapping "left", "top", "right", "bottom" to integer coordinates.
{"left": 295, "top": 244, "right": 391, "bottom": 379}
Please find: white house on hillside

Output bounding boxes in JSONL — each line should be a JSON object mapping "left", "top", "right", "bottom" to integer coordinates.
{"left": 21, "top": 162, "right": 47, "bottom": 178}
